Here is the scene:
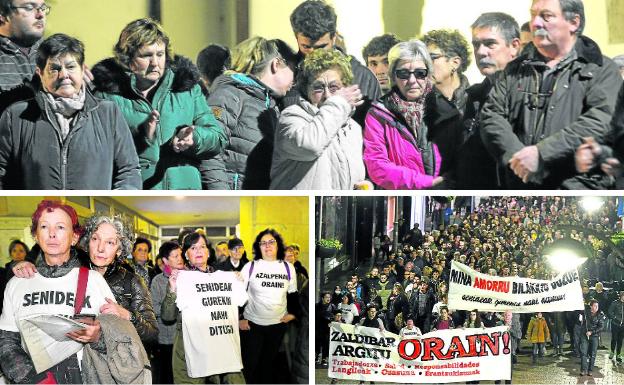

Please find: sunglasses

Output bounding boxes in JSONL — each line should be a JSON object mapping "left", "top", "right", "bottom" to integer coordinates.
{"left": 395, "top": 68, "right": 428, "bottom": 80}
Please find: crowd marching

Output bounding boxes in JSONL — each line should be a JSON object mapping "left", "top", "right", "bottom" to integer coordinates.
{"left": 0, "top": 0, "right": 623, "bottom": 189}
{"left": 0, "top": 200, "right": 308, "bottom": 384}
{"left": 316, "top": 196, "right": 624, "bottom": 378}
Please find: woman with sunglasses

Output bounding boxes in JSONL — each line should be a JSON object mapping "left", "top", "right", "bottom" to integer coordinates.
{"left": 270, "top": 49, "right": 369, "bottom": 190}
{"left": 363, "top": 39, "right": 443, "bottom": 190}
{"left": 239, "top": 228, "right": 300, "bottom": 383}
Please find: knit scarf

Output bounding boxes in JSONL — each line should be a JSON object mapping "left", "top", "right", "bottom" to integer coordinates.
{"left": 43, "top": 84, "right": 86, "bottom": 141}
{"left": 388, "top": 81, "right": 433, "bottom": 140}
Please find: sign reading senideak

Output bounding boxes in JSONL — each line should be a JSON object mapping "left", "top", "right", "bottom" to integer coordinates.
{"left": 328, "top": 323, "right": 511, "bottom": 383}
{"left": 448, "top": 261, "right": 584, "bottom": 313}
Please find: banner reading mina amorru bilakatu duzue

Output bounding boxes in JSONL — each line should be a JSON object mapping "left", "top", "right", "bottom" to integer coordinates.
{"left": 448, "top": 260, "right": 584, "bottom": 313}
{"left": 328, "top": 323, "right": 511, "bottom": 383}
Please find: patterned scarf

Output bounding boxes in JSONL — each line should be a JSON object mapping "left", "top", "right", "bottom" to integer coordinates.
{"left": 388, "top": 81, "right": 433, "bottom": 139}
{"left": 43, "top": 84, "right": 86, "bottom": 141}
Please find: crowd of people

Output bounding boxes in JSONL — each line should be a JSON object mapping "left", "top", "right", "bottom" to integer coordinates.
{"left": 316, "top": 196, "right": 624, "bottom": 378}
{"left": 1, "top": 0, "right": 624, "bottom": 189}
{"left": 0, "top": 199, "right": 309, "bottom": 384}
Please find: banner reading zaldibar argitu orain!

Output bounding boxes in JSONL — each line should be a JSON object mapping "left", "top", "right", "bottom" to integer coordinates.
{"left": 328, "top": 322, "right": 511, "bottom": 383}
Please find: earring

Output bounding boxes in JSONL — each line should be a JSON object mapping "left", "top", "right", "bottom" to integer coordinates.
{"left": 451, "top": 68, "right": 456, "bottom": 75}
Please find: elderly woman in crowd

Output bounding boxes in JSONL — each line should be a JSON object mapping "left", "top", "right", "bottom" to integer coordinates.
{"left": 0, "top": 201, "right": 115, "bottom": 383}
{"left": 270, "top": 49, "right": 369, "bottom": 190}
{"left": 92, "top": 18, "right": 227, "bottom": 190}
{"left": 161, "top": 232, "right": 246, "bottom": 384}
{"left": 0, "top": 34, "right": 141, "bottom": 190}
{"left": 363, "top": 40, "right": 443, "bottom": 190}
{"left": 13, "top": 213, "right": 159, "bottom": 349}
{"left": 206, "top": 36, "right": 296, "bottom": 189}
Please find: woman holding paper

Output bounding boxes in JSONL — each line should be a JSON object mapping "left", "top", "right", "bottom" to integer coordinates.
{"left": 0, "top": 201, "right": 114, "bottom": 384}
{"left": 12, "top": 214, "right": 159, "bottom": 348}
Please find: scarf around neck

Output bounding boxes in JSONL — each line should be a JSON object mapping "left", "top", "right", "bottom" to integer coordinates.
{"left": 44, "top": 84, "right": 86, "bottom": 140}
{"left": 388, "top": 81, "right": 433, "bottom": 139}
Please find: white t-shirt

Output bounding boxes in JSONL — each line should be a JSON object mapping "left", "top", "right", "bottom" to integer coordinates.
{"left": 399, "top": 326, "right": 422, "bottom": 339}
{"left": 241, "top": 259, "right": 297, "bottom": 326}
{"left": 176, "top": 270, "right": 248, "bottom": 378}
{"left": 337, "top": 303, "right": 359, "bottom": 324}
{"left": 0, "top": 268, "right": 114, "bottom": 332}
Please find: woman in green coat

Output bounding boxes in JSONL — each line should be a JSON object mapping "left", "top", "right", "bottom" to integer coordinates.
{"left": 92, "top": 18, "right": 227, "bottom": 190}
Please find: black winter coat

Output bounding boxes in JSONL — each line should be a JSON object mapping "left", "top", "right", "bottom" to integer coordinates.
{"left": 0, "top": 86, "right": 141, "bottom": 190}
{"left": 102, "top": 263, "right": 159, "bottom": 345}
{"left": 481, "top": 36, "right": 622, "bottom": 189}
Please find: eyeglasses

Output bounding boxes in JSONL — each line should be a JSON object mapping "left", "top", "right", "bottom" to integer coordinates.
{"left": 311, "top": 83, "right": 342, "bottom": 95}
{"left": 395, "top": 68, "right": 428, "bottom": 80}
{"left": 230, "top": 246, "right": 244, "bottom": 252}
{"left": 259, "top": 239, "right": 276, "bottom": 247}
{"left": 11, "top": 3, "right": 50, "bottom": 15}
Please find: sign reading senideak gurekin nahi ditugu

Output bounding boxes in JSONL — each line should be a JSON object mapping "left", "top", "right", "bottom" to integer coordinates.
{"left": 328, "top": 323, "right": 511, "bottom": 383}
{"left": 448, "top": 261, "right": 584, "bottom": 313}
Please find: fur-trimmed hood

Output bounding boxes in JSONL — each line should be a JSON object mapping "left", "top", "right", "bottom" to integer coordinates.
{"left": 91, "top": 55, "right": 201, "bottom": 95}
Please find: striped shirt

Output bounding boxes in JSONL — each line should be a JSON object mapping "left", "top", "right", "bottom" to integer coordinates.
{"left": 0, "top": 36, "right": 40, "bottom": 92}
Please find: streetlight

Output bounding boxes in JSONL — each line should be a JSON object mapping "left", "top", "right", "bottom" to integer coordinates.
{"left": 545, "top": 249, "right": 587, "bottom": 274}
{"left": 580, "top": 197, "right": 603, "bottom": 214}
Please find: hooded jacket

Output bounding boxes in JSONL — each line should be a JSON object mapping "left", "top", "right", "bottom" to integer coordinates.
{"left": 0, "top": 84, "right": 141, "bottom": 190}
{"left": 480, "top": 36, "right": 622, "bottom": 189}
{"left": 92, "top": 56, "right": 227, "bottom": 190}
{"left": 206, "top": 72, "right": 280, "bottom": 190}
{"left": 270, "top": 96, "right": 365, "bottom": 190}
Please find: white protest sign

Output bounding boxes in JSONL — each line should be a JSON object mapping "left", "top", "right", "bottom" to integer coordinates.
{"left": 448, "top": 260, "right": 584, "bottom": 313}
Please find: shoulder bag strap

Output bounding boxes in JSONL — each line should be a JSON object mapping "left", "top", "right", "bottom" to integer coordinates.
{"left": 74, "top": 266, "right": 90, "bottom": 315}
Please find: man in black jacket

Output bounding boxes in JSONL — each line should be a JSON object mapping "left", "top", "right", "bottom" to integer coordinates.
{"left": 456, "top": 12, "right": 521, "bottom": 189}
{"left": 481, "top": 0, "right": 622, "bottom": 189}
{"left": 580, "top": 299, "right": 605, "bottom": 376}
{"left": 286, "top": 0, "right": 381, "bottom": 126}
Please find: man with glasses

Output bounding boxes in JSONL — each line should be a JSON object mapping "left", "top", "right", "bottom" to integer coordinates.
{"left": 481, "top": 0, "right": 621, "bottom": 189}
{"left": 0, "top": 0, "right": 48, "bottom": 92}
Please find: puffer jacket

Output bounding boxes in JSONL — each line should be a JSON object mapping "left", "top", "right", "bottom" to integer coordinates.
{"left": 527, "top": 316, "right": 550, "bottom": 343}
{"left": 92, "top": 56, "right": 227, "bottom": 190}
{"left": 103, "top": 263, "right": 159, "bottom": 346}
{"left": 363, "top": 94, "right": 441, "bottom": 190}
{"left": 480, "top": 36, "right": 622, "bottom": 189}
{"left": 206, "top": 72, "right": 280, "bottom": 190}
{"left": 0, "top": 84, "right": 141, "bottom": 190}
{"left": 270, "top": 96, "right": 365, "bottom": 190}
